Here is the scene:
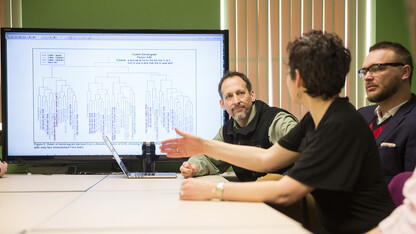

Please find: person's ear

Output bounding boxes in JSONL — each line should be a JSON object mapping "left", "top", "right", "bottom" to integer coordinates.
{"left": 402, "top": 64, "right": 412, "bottom": 80}
{"left": 295, "top": 69, "right": 303, "bottom": 88}
{"left": 219, "top": 99, "right": 226, "bottom": 110}
{"left": 250, "top": 90, "right": 256, "bottom": 102}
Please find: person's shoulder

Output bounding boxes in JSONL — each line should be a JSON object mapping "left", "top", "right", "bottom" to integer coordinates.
{"left": 273, "top": 110, "right": 298, "bottom": 124}
{"left": 255, "top": 99, "right": 284, "bottom": 114}
{"left": 298, "top": 112, "right": 312, "bottom": 126}
{"left": 357, "top": 103, "right": 376, "bottom": 111}
{"left": 325, "top": 99, "right": 370, "bottom": 129}
{"left": 405, "top": 94, "right": 416, "bottom": 113}
{"left": 320, "top": 112, "right": 372, "bottom": 143}
{"left": 357, "top": 103, "right": 377, "bottom": 117}
{"left": 258, "top": 100, "right": 296, "bottom": 116}
{"left": 254, "top": 100, "right": 299, "bottom": 124}
{"left": 388, "top": 94, "right": 416, "bottom": 119}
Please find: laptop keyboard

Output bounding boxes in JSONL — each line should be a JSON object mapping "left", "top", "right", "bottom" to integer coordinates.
{"left": 130, "top": 172, "right": 155, "bottom": 177}
{"left": 128, "top": 172, "right": 176, "bottom": 178}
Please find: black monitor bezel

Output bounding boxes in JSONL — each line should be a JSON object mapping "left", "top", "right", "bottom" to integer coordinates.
{"left": 1, "top": 27, "right": 229, "bottom": 164}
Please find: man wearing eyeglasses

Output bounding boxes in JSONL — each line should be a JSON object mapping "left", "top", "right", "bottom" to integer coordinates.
{"left": 358, "top": 41, "right": 416, "bottom": 183}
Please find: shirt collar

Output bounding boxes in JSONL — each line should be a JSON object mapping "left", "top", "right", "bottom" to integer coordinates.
{"left": 374, "top": 100, "right": 408, "bottom": 124}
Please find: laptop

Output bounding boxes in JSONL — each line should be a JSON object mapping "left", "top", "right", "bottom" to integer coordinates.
{"left": 103, "top": 136, "right": 177, "bottom": 179}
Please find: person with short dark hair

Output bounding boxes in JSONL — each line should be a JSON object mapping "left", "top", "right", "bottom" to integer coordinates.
{"left": 180, "top": 71, "right": 298, "bottom": 182}
{"left": 161, "top": 30, "right": 395, "bottom": 234}
{"left": 358, "top": 41, "right": 416, "bottom": 183}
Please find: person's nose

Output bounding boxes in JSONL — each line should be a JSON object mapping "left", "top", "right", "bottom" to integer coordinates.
{"left": 231, "top": 94, "right": 240, "bottom": 104}
{"left": 364, "top": 71, "right": 374, "bottom": 81}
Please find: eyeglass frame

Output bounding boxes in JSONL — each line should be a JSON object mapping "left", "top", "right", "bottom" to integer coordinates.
{"left": 357, "top": 63, "right": 405, "bottom": 80}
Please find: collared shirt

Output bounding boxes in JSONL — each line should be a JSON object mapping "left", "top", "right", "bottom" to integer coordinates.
{"left": 375, "top": 100, "right": 408, "bottom": 125}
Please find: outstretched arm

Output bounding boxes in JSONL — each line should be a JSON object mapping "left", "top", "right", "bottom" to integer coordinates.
{"left": 160, "top": 128, "right": 299, "bottom": 173}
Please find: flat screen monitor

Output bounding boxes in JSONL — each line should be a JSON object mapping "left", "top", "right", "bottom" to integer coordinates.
{"left": 1, "top": 28, "right": 228, "bottom": 164}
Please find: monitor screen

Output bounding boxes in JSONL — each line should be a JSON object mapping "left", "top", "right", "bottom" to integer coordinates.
{"left": 1, "top": 28, "right": 228, "bottom": 163}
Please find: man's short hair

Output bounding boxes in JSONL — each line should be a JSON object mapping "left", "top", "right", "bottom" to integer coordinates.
{"left": 218, "top": 71, "right": 253, "bottom": 99}
{"left": 287, "top": 30, "right": 351, "bottom": 100}
{"left": 369, "top": 41, "right": 414, "bottom": 85}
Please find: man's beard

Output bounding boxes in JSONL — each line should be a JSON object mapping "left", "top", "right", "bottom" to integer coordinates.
{"left": 232, "top": 105, "right": 250, "bottom": 121}
{"left": 367, "top": 76, "right": 401, "bottom": 103}
{"left": 233, "top": 111, "right": 248, "bottom": 122}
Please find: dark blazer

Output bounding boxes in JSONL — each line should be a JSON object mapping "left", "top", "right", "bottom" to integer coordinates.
{"left": 358, "top": 94, "right": 416, "bottom": 183}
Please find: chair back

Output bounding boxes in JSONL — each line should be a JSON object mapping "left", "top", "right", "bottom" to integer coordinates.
{"left": 388, "top": 171, "right": 414, "bottom": 206}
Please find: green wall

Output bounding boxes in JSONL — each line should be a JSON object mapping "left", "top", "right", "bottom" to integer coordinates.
{"left": 21, "top": 0, "right": 220, "bottom": 29}
{"left": 375, "top": 0, "right": 415, "bottom": 93}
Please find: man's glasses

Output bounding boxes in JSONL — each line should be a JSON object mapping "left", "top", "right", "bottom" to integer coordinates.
{"left": 358, "top": 63, "right": 404, "bottom": 80}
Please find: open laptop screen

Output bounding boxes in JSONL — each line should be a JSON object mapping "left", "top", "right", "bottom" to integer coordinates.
{"left": 103, "top": 135, "right": 129, "bottom": 175}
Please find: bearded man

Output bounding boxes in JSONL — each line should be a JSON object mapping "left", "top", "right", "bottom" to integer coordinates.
{"left": 358, "top": 41, "right": 416, "bottom": 183}
{"left": 179, "top": 71, "right": 298, "bottom": 181}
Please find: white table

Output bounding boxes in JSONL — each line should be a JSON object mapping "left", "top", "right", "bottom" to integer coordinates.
{"left": 0, "top": 174, "right": 311, "bottom": 234}
{"left": 0, "top": 174, "right": 107, "bottom": 192}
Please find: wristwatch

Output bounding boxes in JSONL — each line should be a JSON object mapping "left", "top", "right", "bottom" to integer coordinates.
{"left": 216, "top": 182, "right": 224, "bottom": 200}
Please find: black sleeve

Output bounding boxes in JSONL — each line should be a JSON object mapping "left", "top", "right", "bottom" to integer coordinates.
{"left": 286, "top": 120, "right": 365, "bottom": 192}
{"left": 278, "top": 112, "right": 313, "bottom": 152}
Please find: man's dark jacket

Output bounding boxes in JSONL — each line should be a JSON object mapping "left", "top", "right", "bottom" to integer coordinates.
{"left": 358, "top": 94, "right": 416, "bottom": 183}
{"left": 223, "top": 100, "right": 292, "bottom": 182}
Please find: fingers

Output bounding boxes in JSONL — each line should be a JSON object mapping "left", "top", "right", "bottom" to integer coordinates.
{"left": 179, "top": 179, "right": 192, "bottom": 200}
{"left": 174, "top": 128, "right": 186, "bottom": 137}
{"left": 161, "top": 150, "right": 186, "bottom": 158}
{"left": 180, "top": 165, "right": 192, "bottom": 178}
{"left": 180, "top": 162, "right": 196, "bottom": 178}
{"left": 179, "top": 179, "right": 213, "bottom": 201}
{"left": 160, "top": 129, "right": 197, "bottom": 158}
{"left": 160, "top": 138, "right": 179, "bottom": 145}
{"left": 180, "top": 171, "right": 192, "bottom": 178}
{"left": 159, "top": 140, "right": 181, "bottom": 156}
{"left": 160, "top": 138, "right": 188, "bottom": 158}
{"left": 0, "top": 162, "right": 7, "bottom": 176}
{"left": 160, "top": 128, "right": 185, "bottom": 145}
